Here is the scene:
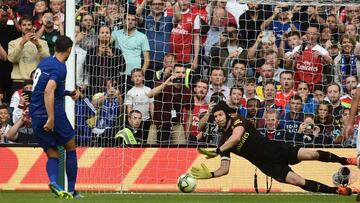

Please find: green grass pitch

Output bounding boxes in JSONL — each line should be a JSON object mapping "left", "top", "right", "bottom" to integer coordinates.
{"left": 0, "top": 191, "right": 356, "bottom": 203}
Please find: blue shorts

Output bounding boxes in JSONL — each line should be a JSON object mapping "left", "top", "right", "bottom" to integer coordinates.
{"left": 32, "top": 115, "right": 75, "bottom": 151}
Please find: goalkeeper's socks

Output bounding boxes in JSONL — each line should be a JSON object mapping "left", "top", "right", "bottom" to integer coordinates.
{"left": 46, "top": 157, "right": 59, "bottom": 183}
{"left": 317, "top": 150, "right": 347, "bottom": 165}
{"left": 66, "top": 150, "right": 78, "bottom": 193}
{"left": 301, "top": 179, "right": 337, "bottom": 194}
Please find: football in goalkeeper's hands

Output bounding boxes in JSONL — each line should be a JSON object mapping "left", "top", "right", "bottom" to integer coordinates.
{"left": 177, "top": 173, "right": 197, "bottom": 193}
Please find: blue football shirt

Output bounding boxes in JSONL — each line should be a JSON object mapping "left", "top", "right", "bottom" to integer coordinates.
{"left": 29, "top": 56, "right": 67, "bottom": 117}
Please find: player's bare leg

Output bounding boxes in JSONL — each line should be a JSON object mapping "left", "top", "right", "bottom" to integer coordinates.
{"left": 297, "top": 148, "right": 356, "bottom": 166}
{"left": 285, "top": 171, "right": 351, "bottom": 195}
{"left": 63, "top": 138, "right": 82, "bottom": 198}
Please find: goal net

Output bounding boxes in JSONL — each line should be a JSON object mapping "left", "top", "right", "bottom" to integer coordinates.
{"left": 70, "top": 0, "right": 360, "bottom": 193}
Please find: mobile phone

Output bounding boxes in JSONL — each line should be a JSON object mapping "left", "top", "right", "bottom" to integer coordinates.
{"left": 262, "top": 30, "right": 272, "bottom": 43}
{"left": 173, "top": 78, "right": 184, "bottom": 84}
{"left": 22, "top": 90, "right": 32, "bottom": 102}
{"left": 299, "top": 41, "right": 307, "bottom": 54}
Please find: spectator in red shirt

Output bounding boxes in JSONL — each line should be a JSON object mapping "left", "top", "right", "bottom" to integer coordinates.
{"left": 275, "top": 71, "right": 296, "bottom": 109}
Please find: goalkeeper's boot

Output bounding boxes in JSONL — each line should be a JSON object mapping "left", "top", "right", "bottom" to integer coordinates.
{"left": 336, "top": 186, "right": 352, "bottom": 196}
{"left": 71, "top": 191, "right": 84, "bottom": 199}
{"left": 345, "top": 157, "right": 358, "bottom": 167}
{"left": 48, "top": 182, "right": 73, "bottom": 199}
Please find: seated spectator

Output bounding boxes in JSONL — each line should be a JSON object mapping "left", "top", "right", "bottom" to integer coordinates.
{"left": 334, "top": 34, "right": 360, "bottom": 86}
{"left": 264, "top": 49, "right": 285, "bottom": 82}
{"left": 124, "top": 68, "right": 153, "bottom": 138}
{"left": 279, "top": 95, "right": 304, "bottom": 142}
{"left": 296, "top": 114, "right": 329, "bottom": 145}
{"left": 5, "top": 105, "right": 36, "bottom": 144}
{"left": 319, "top": 25, "right": 332, "bottom": 50}
{"left": 325, "top": 13, "right": 345, "bottom": 43}
{"left": 205, "top": 67, "right": 230, "bottom": 103}
{"left": 258, "top": 109, "right": 284, "bottom": 141}
{"left": 91, "top": 80, "right": 124, "bottom": 147}
{"left": 255, "top": 63, "right": 281, "bottom": 101}
{"left": 8, "top": 15, "right": 49, "bottom": 93}
{"left": 154, "top": 53, "right": 176, "bottom": 86}
{"left": 185, "top": 79, "right": 209, "bottom": 143}
{"left": 84, "top": 25, "right": 125, "bottom": 96}
{"left": 9, "top": 80, "right": 33, "bottom": 112}
{"left": 36, "top": 10, "right": 64, "bottom": 55}
{"left": 147, "top": 64, "right": 193, "bottom": 145}
{"left": 0, "top": 88, "right": 9, "bottom": 106}
{"left": 275, "top": 70, "right": 296, "bottom": 110}
{"left": 226, "top": 59, "right": 247, "bottom": 88}
{"left": 115, "top": 110, "right": 147, "bottom": 145}
{"left": 261, "top": 4, "right": 300, "bottom": 47}
{"left": 244, "top": 77, "right": 259, "bottom": 101}
{"left": 296, "top": 81, "right": 318, "bottom": 114}
{"left": 314, "top": 101, "right": 334, "bottom": 142}
{"left": 227, "top": 86, "right": 245, "bottom": 110}
{"left": 0, "top": 104, "right": 11, "bottom": 143}
{"left": 324, "top": 83, "right": 344, "bottom": 143}
{"left": 313, "top": 84, "right": 326, "bottom": 103}
{"left": 340, "top": 76, "right": 358, "bottom": 108}
{"left": 283, "top": 31, "right": 302, "bottom": 68}
{"left": 239, "top": 97, "right": 261, "bottom": 127}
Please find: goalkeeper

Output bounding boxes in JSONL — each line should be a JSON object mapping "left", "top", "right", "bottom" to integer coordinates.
{"left": 191, "top": 101, "right": 355, "bottom": 195}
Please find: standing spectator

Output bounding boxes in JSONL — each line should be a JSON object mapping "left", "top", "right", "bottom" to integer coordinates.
{"left": 255, "top": 63, "right": 281, "bottom": 101}
{"left": 85, "top": 25, "right": 125, "bottom": 96}
{"left": 261, "top": 4, "right": 300, "bottom": 47}
{"left": 288, "top": 24, "right": 332, "bottom": 87}
{"left": 244, "top": 77, "right": 259, "bottom": 101}
{"left": 227, "top": 86, "right": 245, "bottom": 110}
{"left": 333, "top": 34, "right": 360, "bottom": 87}
{"left": 313, "top": 84, "right": 326, "bottom": 103}
{"left": 275, "top": 71, "right": 296, "bottom": 109}
{"left": 238, "top": 3, "right": 271, "bottom": 48}
{"left": 296, "top": 114, "right": 326, "bottom": 144}
{"left": 112, "top": 11, "right": 150, "bottom": 77}
{"left": 36, "top": 11, "right": 64, "bottom": 55}
{"left": 185, "top": 79, "right": 208, "bottom": 143}
{"left": 313, "top": 101, "right": 334, "bottom": 143}
{"left": 32, "top": 0, "right": 48, "bottom": 29}
{"left": 205, "top": 67, "right": 230, "bottom": 103}
{"left": 77, "top": 14, "right": 97, "bottom": 51}
{"left": 74, "top": 25, "right": 88, "bottom": 89}
{"left": 137, "top": 0, "right": 173, "bottom": 77}
{"left": 283, "top": 31, "right": 302, "bottom": 68}
{"left": 340, "top": 76, "right": 358, "bottom": 109}
{"left": 154, "top": 53, "right": 176, "bottom": 86}
{"left": 8, "top": 15, "right": 49, "bottom": 94}
{"left": 124, "top": 68, "right": 153, "bottom": 139}
{"left": 170, "top": 0, "right": 200, "bottom": 70}
{"left": 0, "top": 5, "right": 21, "bottom": 103}
{"left": 91, "top": 80, "right": 123, "bottom": 147}
{"left": 264, "top": 49, "right": 285, "bottom": 82}
{"left": 279, "top": 95, "right": 304, "bottom": 142}
{"left": 50, "top": 0, "right": 64, "bottom": 24}
{"left": 296, "top": 81, "right": 318, "bottom": 114}
{"left": 147, "top": 64, "right": 193, "bottom": 145}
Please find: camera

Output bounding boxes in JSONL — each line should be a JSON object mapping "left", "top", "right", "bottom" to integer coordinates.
{"left": 305, "top": 123, "right": 314, "bottom": 130}
{"left": 22, "top": 90, "right": 32, "bottom": 103}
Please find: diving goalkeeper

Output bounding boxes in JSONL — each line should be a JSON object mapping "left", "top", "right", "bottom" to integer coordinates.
{"left": 191, "top": 101, "right": 355, "bottom": 195}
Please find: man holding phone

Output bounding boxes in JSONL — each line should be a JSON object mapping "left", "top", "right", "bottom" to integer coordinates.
{"left": 8, "top": 15, "right": 49, "bottom": 94}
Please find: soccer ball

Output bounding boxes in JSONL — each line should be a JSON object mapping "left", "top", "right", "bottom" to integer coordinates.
{"left": 177, "top": 173, "right": 197, "bottom": 193}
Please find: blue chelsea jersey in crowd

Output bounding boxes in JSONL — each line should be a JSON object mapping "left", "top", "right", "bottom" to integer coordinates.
{"left": 29, "top": 56, "right": 67, "bottom": 117}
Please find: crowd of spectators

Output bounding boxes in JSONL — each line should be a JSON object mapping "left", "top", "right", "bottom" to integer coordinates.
{"left": 1, "top": 0, "right": 360, "bottom": 147}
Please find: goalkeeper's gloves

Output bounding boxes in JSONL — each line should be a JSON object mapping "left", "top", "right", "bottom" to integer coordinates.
{"left": 191, "top": 163, "right": 213, "bottom": 179}
{"left": 197, "top": 148, "right": 220, "bottom": 159}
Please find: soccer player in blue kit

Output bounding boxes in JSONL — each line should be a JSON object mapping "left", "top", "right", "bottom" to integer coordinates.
{"left": 29, "top": 36, "right": 81, "bottom": 199}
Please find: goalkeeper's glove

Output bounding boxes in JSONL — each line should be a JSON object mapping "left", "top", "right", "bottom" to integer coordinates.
{"left": 191, "top": 163, "right": 212, "bottom": 179}
{"left": 198, "top": 148, "right": 220, "bottom": 159}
